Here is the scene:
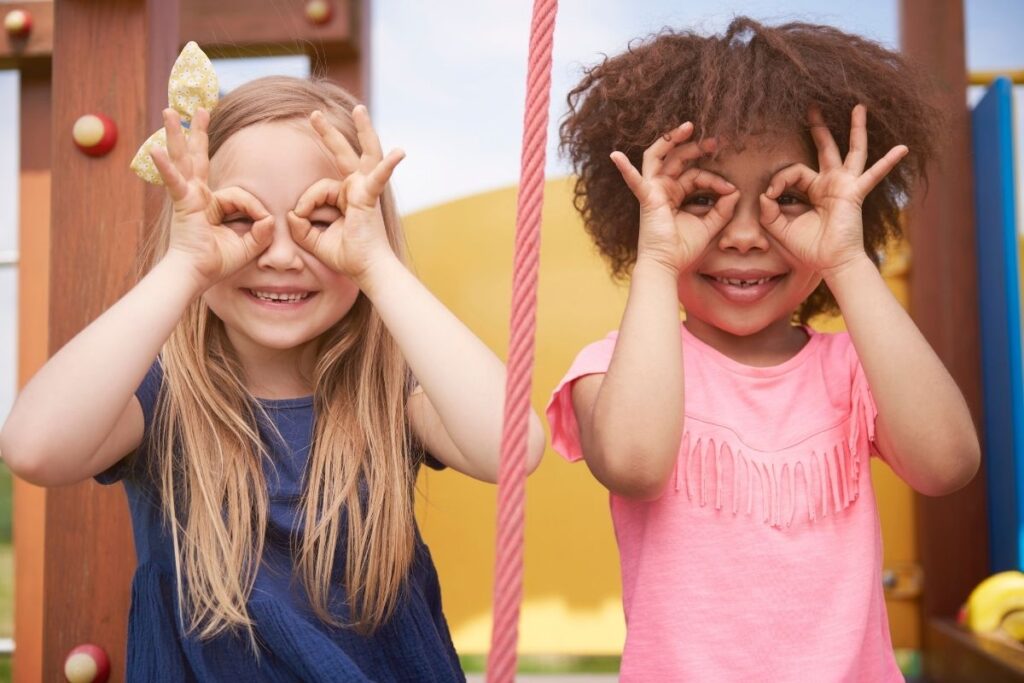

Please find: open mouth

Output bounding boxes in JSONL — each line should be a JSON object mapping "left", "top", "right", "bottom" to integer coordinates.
{"left": 707, "top": 275, "right": 779, "bottom": 288}
{"left": 701, "top": 272, "right": 787, "bottom": 302}
{"left": 246, "top": 289, "right": 315, "bottom": 303}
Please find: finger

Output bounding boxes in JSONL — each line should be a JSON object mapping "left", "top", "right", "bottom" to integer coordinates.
{"left": 164, "top": 109, "right": 190, "bottom": 178}
{"left": 352, "top": 105, "right": 384, "bottom": 165}
{"left": 212, "top": 186, "right": 271, "bottom": 225}
{"left": 610, "top": 151, "right": 650, "bottom": 204}
{"left": 844, "top": 104, "right": 869, "bottom": 173}
{"left": 365, "top": 149, "right": 405, "bottom": 198}
{"left": 808, "top": 107, "right": 841, "bottom": 171}
{"left": 310, "top": 110, "right": 359, "bottom": 174}
{"left": 286, "top": 210, "right": 322, "bottom": 256}
{"left": 294, "top": 178, "right": 345, "bottom": 218}
{"left": 676, "top": 166, "right": 736, "bottom": 197}
{"left": 149, "top": 147, "right": 189, "bottom": 202}
{"left": 239, "top": 215, "right": 275, "bottom": 259}
{"left": 855, "top": 144, "right": 908, "bottom": 196}
{"left": 189, "top": 108, "right": 211, "bottom": 183}
{"left": 765, "top": 163, "right": 817, "bottom": 199}
{"left": 661, "top": 137, "right": 718, "bottom": 178}
{"left": 641, "top": 122, "right": 694, "bottom": 178}
{"left": 703, "top": 188, "right": 740, "bottom": 234}
{"left": 759, "top": 192, "right": 786, "bottom": 235}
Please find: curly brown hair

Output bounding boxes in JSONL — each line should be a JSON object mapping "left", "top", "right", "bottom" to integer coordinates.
{"left": 560, "top": 17, "right": 943, "bottom": 321}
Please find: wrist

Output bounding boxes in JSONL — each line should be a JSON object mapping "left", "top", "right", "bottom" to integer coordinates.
{"left": 634, "top": 252, "right": 681, "bottom": 281}
{"left": 352, "top": 251, "right": 407, "bottom": 298}
{"left": 157, "top": 250, "right": 213, "bottom": 299}
{"left": 821, "top": 254, "right": 879, "bottom": 292}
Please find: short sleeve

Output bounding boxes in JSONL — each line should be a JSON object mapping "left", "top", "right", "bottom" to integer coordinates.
{"left": 95, "top": 360, "right": 164, "bottom": 485}
{"left": 545, "top": 333, "right": 618, "bottom": 462}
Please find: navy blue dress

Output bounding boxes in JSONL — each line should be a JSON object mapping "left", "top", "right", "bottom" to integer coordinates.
{"left": 97, "top": 363, "right": 465, "bottom": 682}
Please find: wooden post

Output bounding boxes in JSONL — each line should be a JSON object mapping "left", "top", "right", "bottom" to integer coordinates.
{"left": 42, "top": 1, "right": 178, "bottom": 678}
{"left": 5, "top": 2, "right": 359, "bottom": 678}
{"left": 13, "top": 58, "right": 50, "bottom": 683}
{"left": 899, "top": 0, "right": 990, "bottom": 667}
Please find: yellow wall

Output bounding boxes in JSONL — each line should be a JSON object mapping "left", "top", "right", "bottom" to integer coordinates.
{"left": 409, "top": 178, "right": 919, "bottom": 654}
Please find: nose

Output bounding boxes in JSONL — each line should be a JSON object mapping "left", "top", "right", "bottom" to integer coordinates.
{"left": 256, "top": 216, "right": 305, "bottom": 271}
{"left": 715, "top": 197, "right": 769, "bottom": 253}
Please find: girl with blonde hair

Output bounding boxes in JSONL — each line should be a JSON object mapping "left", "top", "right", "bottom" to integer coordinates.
{"left": 1, "top": 53, "right": 544, "bottom": 680}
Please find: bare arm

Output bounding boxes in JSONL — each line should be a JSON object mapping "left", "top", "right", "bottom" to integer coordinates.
{"left": 360, "top": 256, "right": 545, "bottom": 483}
{"left": 1, "top": 107, "right": 273, "bottom": 486}
{"left": 571, "top": 259, "right": 685, "bottom": 499}
{"left": 0, "top": 254, "right": 204, "bottom": 485}
{"left": 826, "top": 258, "right": 979, "bottom": 494}
{"left": 568, "top": 124, "right": 737, "bottom": 500}
{"left": 288, "top": 106, "right": 544, "bottom": 483}
{"left": 761, "top": 105, "right": 979, "bottom": 495}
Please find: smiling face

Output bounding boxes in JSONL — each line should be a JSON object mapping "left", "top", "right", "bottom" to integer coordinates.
{"left": 202, "top": 120, "right": 360, "bottom": 365}
{"left": 677, "top": 133, "right": 822, "bottom": 346}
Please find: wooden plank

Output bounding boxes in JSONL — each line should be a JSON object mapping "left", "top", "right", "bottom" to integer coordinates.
{"left": 43, "top": 1, "right": 178, "bottom": 679}
{"left": 926, "top": 619, "right": 1024, "bottom": 682}
{"left": 313, "top": 0, "right": 365, "bottom": 101}
{"left": 0, "top": 1, "right": 52, "bottom": 67}
{"left": 13, "top": 59, "right": 50, "bottom": 683}
{"left": 899, "top": 0, "right": 991, "bottom": 662}
{"left": 0, "top": 0, "right": 357, "bottom": 61}
{"left": 183, "top": 0, "right": 355, "bottom": 59}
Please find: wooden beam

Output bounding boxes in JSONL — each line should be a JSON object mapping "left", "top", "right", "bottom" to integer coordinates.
{"left": 43, "top": 1, "right": 179, "bottom": 679}
{"left": 0, "top": 0, "right": 357, "bottom": 62}
{"left": 0, "top": 1, "right": 53, "bottom": 69}
{"left": 12, "top": 58, "right": 49, "bottom": 683}
{"left": 899, "top": 0, "right": 990, "bottom": 672}
{"left": 312, "top": 0, "right": 366, "bottom": 101}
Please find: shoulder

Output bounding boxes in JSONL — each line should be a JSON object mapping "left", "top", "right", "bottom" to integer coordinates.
{"left": 807, "top": 328, "right": 862, "bottom": 375}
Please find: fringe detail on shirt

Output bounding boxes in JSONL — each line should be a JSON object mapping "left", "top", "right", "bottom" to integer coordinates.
{"left": 671, "top": 397, "right": 873, "bottom": 528}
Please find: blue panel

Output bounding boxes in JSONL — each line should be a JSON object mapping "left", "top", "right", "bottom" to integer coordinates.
{"left": 972, "top": 77, "right": 1024, "bottom": 571}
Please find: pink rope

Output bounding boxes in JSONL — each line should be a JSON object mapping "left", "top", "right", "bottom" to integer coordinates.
{"left": 486, "top": 1, "right": 557, "bottom": 681}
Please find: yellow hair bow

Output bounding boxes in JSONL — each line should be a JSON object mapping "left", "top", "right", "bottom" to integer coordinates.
{"left": 130, "top": 41, "right": 219, "bottom": 184}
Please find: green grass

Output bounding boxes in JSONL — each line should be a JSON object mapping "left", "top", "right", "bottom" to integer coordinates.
{"left": 460, "top": 655, "right": 621, "bottom": 674}
{"left": 0, "top": 465, "right": 9, "bottom": 543}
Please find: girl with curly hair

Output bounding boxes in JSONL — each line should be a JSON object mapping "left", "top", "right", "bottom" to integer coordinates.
{"left": 547, "top": 17, "right": 979, "bottom": 681}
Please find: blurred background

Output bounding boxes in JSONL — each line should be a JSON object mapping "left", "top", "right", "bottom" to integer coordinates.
{"left": 2, "top": 0, "right": 1023, "bottom": 680}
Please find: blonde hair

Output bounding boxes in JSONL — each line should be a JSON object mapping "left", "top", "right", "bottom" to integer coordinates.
{"left": 141, "top": 77, "right": 417, "bottom": 640}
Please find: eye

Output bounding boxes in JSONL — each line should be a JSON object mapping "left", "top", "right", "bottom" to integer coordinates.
{"left": 776, "top": 192, "right": 809, "bottom": 209}
{"left": 222, "top": 215, "right": 254, "bottom": 232}
{"left": 309, "top": 209, "right": 340, "bottom": 230}
{"left": 680, "top": 192, "right": 718, "bottom": 214}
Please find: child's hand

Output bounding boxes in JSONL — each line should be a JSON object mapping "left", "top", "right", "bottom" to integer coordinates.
{"left": 287, "top": 106, "right": 405, "bottom": 284}
{"left": 150, "top": 108, "right": 274, "bottom": 290}
{"left": 611, "top": 122, "right": 738, "bottom": 274}
{"left": 759, "top": 105, "right": 908, "bottom": 277}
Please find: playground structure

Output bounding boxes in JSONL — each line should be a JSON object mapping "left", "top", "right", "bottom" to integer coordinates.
{"left": 0, "top": 0, "right": 1009, "bottom": 680}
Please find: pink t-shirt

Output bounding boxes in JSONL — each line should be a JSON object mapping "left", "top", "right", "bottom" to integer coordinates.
{"left": 547, "top": 324, "right": 902, "bottom": 682}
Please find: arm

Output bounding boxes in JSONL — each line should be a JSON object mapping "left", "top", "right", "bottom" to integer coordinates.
{"left": 761, "top": 105, "right": 979, "bottom": 496}
{"left": 359, "top": 256, "right": 545, "bottom": 483}
{"left": 569, "top": 124, "right": 738, "bottom": 500}
{"left": 825, "top": 258, "right": 979, "bottom": 495}
{"left": 0, "top": 254, "right": 203, "bottom": 486}
{"left": 288, "top": 106, "right": 543, "bottom": 483}
{"left": 0, "top": 107, "right": 273, "bottom": 486}
{"left": 570, "top": 259, "right": 686, "bottom": 499}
